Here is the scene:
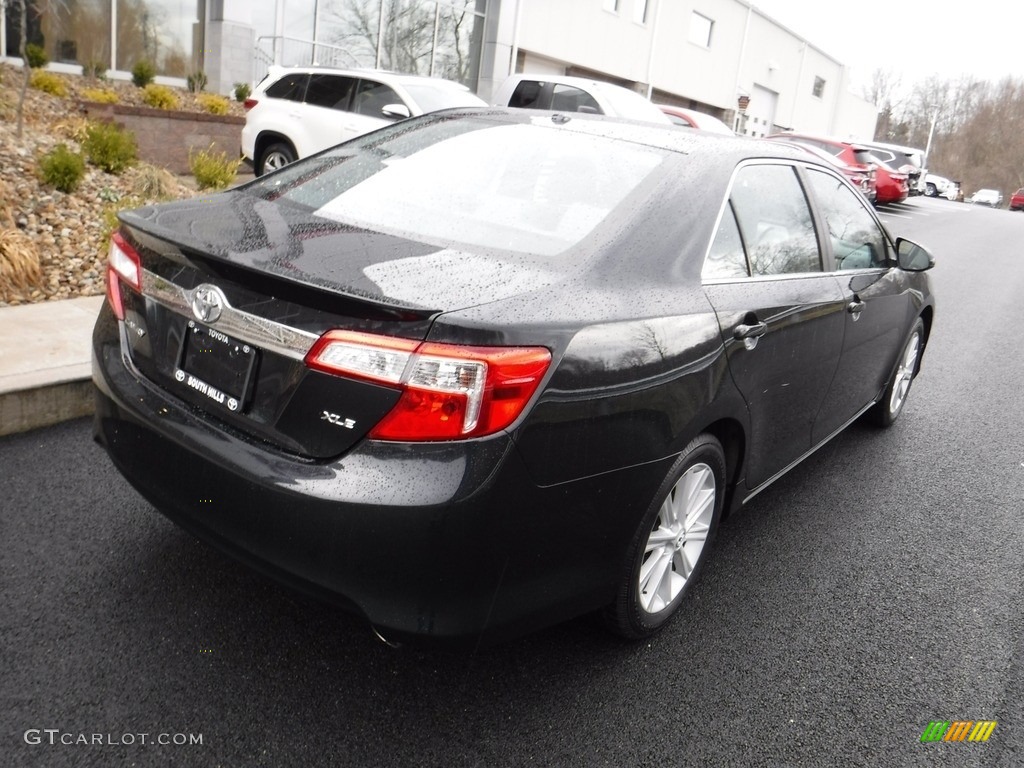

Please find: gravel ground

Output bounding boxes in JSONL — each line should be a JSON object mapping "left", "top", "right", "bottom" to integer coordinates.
{"left": 0, "top": 63, "right": 246, "bottom": 307}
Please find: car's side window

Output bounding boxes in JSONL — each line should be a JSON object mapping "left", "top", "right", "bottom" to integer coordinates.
{"left": 304, "top": 74, "right": 357, "bottom": 111}
{"left": 805, "top": 169, "right": 889, "bottom": 270}
{"left": 353, "top": 79, "right": 405, "bottom": 119}
{"left": 265, "top": 73, "right": 308, "bottom": 102}
{"left": 703, "top": 202, "right": 749, "bottom": 279}
{"left": 509, "top": 80, "right": 545, "bottom": 108}
{"left": 551, "top": 84, "right": 601, "bottom": 114}
{"left": 729, "top": 164, "right": 822, "bottom": 276}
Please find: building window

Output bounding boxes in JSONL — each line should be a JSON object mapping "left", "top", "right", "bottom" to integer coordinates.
{"left": 812, "top": 76, "right": 826, "bottom": 98}
{"left": 633, "top": 0, "right": 649, "bottom": 25}
{"left": 689, "top": 12, "right": 713, "bottom": 48}
{"left": 116, "top": 0, "right": 202, "bottom": 78}
{"left": 603, "top": 0, "right": 620, "bottom": 12}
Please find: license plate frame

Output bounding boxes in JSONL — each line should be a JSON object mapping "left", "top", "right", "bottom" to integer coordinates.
{"left": 174, "top": 321, "right": 257, "bottom": 413}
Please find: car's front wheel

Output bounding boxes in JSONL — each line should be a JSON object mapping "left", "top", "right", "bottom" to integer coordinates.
{"left": 871, "top": 318, "right": 924, "bottom": 427}
{"left": 256, "top": 141, "right": 296, "bottom": 176}
{"left": 604, "top": 434, "right": 726, "bottom": 639}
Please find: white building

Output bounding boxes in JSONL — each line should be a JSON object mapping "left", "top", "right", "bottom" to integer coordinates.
{"left": 2, "top": 0, "right": 877, "bottom": 139}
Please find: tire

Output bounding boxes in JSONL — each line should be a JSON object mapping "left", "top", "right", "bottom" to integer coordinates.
{"left": 256, "top": 141, "right": 296, "bottom": 176}
{"left": 870, "top": 318, "right": 924, "bottom": 428}
{"left": 603, "top": 434, "right": 726, "bottom": 639}
{"left": 925, "top": 182, "right": 937, "bottom": 197}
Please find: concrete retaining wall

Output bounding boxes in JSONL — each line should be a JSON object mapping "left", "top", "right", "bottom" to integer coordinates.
{"left": 80, "top": 102, "right": 244, "bottom": 175}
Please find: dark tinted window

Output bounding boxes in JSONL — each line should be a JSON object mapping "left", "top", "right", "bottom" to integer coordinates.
{"left": 353, "top": 79, "right": 405, "bottom": 118}
{"left": 509, "top": 80, "right": 545, "bottom": 108}
{"left": 265, "top": 73, "right": 308, "bottom": 102}
{"left": 729, "top": 164, "right": 821, "bottom": 275}
{"left": 304, "top": 74, "right": 357, "bottom": 110}
{"left": 806, "top": 169, "right": 889, "bottom": 270}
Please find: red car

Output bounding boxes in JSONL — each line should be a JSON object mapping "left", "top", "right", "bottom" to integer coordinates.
{"left": 771, "top": 132, "right": 907, "bottom": 205}
{"left": 765, "top": 137, "right": 877, "bottom": 204}
{"left": 869, "top": 158, "right": 910, "bottom": 205}
{"left": 1010, "top": 188, "right": 1024, "bottom": 211}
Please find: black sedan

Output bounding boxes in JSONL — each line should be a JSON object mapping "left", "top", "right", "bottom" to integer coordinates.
{"left": 92, "top": 109, "right": 935, "bottom": 645}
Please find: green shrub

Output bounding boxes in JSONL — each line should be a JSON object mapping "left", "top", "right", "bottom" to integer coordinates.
{"left": 196, "top": 93, "right": 229, "bottom": 115}
{"left": 38, "top": 144, "right": 86, "bottom": 193}
{"left": 25, "top": 43, "right": 48, "bottom": 69}
{"left": 81, "top": 87, "right": 118, "bottom": 104}
{"left": 189, "top": 145, "right": 241, "bottom": 190}
{"left": 30, "top": 70, "right": 67, "bottom": 97}
{"left": 186, "top": 70, "right": 207, "bottom": 93}
{"left": 82, "top": 60, "right": 107, "bottom": 80}
{"left": 131, "top": 60, "right": 156, "bottom": 88}
{"left": 233, "top": 82, "right": 251, "bottom": 102}
{"left": 83, "top": 122, "right": 138, "bottom": 174}
{"left": 141, "top": 83, "right": 179, "bottom": 110}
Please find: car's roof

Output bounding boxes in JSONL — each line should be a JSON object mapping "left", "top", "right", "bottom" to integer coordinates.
{"left": 414, "top": 108, "right": 828, "bottom": 169}
{"left": 264, "top": 65, "right": 472, "bottom": 88}
{"left": 856, "top": 139, "right": 925, "bottom": 155}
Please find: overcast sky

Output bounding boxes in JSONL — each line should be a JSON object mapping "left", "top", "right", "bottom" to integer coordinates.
{"left": 751, "top": 0, "right": 1024, "bottom": 94}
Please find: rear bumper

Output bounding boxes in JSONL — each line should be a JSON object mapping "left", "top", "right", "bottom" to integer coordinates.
{"left": 91, "top": 307, "right": 663, "bottom": 644}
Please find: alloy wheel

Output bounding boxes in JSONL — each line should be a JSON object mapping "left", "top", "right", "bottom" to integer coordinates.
{"left": 638, "top": 462, "right": 716, "bottom": 614}
{"left": 889, "top": 330, "right": 921, "bottom": 416}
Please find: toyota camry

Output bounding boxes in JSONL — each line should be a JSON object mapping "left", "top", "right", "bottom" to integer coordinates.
{"left": 92, "top": 108, "right": 935, "bottom": 645}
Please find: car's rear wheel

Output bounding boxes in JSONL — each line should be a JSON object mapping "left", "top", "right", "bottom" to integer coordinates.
{"left": 256, "top": 142, "right": 296, "bottom": 176}
{"left": 604, "top": 434, "right": 725, "bottom": 639}
{"left": 871, "top": 318, "right": 924, "bottom": 427}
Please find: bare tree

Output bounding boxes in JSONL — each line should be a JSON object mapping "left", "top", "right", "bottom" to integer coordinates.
{"left": 322, "top": 0, "right": 476, "bottom": 84}
{"left": 864, "top": 68, "right": 902, "bottom": 141}
{"left": 11, "top": 0, "right": 70, "bottom": 138}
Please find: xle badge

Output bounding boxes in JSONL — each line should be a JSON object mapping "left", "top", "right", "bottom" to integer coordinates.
{"left": 321, "top": 411, "right": 356, "bottom": 429}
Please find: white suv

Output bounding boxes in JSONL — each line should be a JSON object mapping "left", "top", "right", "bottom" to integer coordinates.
{"left": 242, "top": 66, "right": 487, "bottom": 175}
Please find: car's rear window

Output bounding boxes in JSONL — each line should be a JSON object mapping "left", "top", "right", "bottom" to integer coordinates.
{"left": 249, "top": 116, "right": 668, "bottom": 257}
{"left": 265, "top": 73, "right": 308, "bottom": 102}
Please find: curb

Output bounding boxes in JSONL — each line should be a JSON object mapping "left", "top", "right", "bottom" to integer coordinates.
{"left": 0, "top": 379, "right": 95, "bottom": 436}
{"left": 0, "top": 295, "right": 104, "bottom": 437}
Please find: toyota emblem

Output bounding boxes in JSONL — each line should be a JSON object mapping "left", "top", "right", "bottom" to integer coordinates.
{"left": 191, "top": 285, "right": 225, "bottom": 324}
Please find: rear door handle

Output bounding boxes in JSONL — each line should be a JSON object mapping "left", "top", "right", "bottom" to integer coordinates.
{"left": 734, "top": 322, "right": 767, "bottom": 340}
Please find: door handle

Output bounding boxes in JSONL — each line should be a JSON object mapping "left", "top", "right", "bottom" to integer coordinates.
{"left": 847, "top": 300, "right": 866, "bottom": 314}
{"left": 734, "top": 322, "right": 767, "bottom": 340}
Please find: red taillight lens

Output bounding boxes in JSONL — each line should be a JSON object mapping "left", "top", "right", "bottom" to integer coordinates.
{"left": 243, "top": 98, "right": 258, "bottom": 111}
{"left": 106, "top": 231, "right": 142, "bottom": 320}
{"left": 304, "top": 330, "right": 552, "bottom": 441}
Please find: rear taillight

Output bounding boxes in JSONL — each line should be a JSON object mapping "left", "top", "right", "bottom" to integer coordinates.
{"left": 106, "top": 231, "right": 142, "bottom": 321}
{"left": 243, "top": 98, "right": 258, "bottom": 111}
{"left": 305, "top": 330, "right": 551, "bottom": 441}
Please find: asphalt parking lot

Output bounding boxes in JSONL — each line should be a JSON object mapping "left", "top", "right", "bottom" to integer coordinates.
{"left": 1, "top": 194, "right": 1022, "bottom": 767}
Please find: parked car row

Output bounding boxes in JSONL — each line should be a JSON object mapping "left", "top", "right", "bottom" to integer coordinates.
{"left": 242, "top": 68, "right": 749, "bottom": 176}
{"left": 765, "top": 132, "right": 911, "bottom": 206}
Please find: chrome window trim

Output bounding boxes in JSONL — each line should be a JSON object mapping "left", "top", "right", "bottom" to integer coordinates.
{"left": 701, "top": 158, "right": 893, "bottom": 285}
{"left": 140, "top": 268, "right": 319, "bottom": 361}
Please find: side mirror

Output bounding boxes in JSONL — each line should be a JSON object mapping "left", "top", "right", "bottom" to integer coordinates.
{"left": 895, "top": 237, "right": 934, "bottom": 271}
{"left": 381, "top": 103, "right": 411, "bottom": 120}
